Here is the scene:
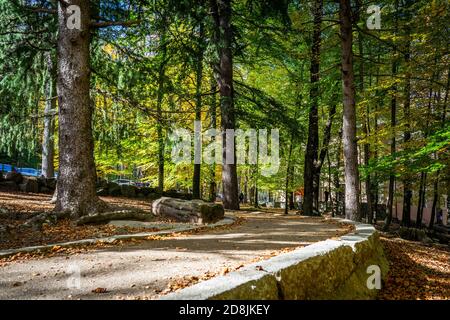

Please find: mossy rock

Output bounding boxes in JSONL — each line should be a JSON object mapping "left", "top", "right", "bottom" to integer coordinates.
{"left": 107, "top": 182, "right": 121, "bottom": 196}
{"left": 121, "top": 184, "right": 137, "bottom": 198}
{"left": 399, "top": 227, "right": 426, "bottom": 241}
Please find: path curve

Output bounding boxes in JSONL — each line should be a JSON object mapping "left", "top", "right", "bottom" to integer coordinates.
{"left": 0, "top": 212, "right": 348, "bottom": 300}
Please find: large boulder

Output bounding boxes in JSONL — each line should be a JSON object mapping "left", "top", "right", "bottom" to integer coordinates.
{"left": 0, "top": 181, "right": 19, "bottom": 192}
{"left": 147, "top": 192, "right": 161, "bottom": 200}
{"left": 121, "top": 184, "right": 137, "bottom": 198}
{"left": 96, "top": 178, "right": 108, "bottom": 189}
{"left": 138, "top": 187, "right": 151, "bottom": 197}
{"left": 96, "top": 187, "right": 109, "bottom": 196}
{"left": 0, "top": 225, "right": 12, "bottom": 242}
{"left": 37, "top": 177, "right": 56, "bottom": 192}
{"left": 107, "top": 182, "right": 121, "bottom": 196}
{"left": 39, "top": 187, "right": 52, "bottom": 194}
{"left": 152, "top": 197, "right": 224, "bottom": 224}
{"left": 399, "top": 227, "right": 427, "bottom": 241}
{"left": 45, "top": 178, "right": 57, "bottom": 190}
{"left": 19, "top": 177, "right": 39, "bottom": 193}
{"left": 5, "top": 171, "right": 23, "bottom": 184}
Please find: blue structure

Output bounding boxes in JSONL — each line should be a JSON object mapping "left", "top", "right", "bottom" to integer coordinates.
{"left": 0, "top": 163, "right": 44, "bottom": 177}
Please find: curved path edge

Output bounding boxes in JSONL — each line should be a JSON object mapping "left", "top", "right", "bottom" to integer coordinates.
{"left": 0, "top": 217, "right": 236, "bottom": 259}
{"left": 160, "top": 218, "right": 389, "bottom": 300}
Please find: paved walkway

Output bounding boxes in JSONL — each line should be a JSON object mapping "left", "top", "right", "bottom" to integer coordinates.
{"left": 0, "top": 212, "right": 346, "bottom": 300}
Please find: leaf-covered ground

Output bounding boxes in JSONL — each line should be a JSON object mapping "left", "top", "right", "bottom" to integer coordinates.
{"left": 379, "top": 236, "right": 450, "bottom": 300}
{"left": 0, "top": 218, "right": 160, "bottom": 250}
{"left": 0, "top": 191, "right": 160, "bottom": 250}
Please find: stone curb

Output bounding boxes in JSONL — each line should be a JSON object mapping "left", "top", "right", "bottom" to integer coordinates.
{"left": 0, "top": 217, "right": 235, "bottom": 259}
{"left": 160, "top": 217, "right": 389, "bottom": 300}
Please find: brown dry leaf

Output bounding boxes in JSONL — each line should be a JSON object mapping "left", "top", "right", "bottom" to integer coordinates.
{"left": 92, "top": 287, "right": 108, "bottom": 294}
{"left": 220, "top": 267, "right": 230, "bottom": 275}
{"left": 378, "top": 236, "right": 450, "bottom": 300}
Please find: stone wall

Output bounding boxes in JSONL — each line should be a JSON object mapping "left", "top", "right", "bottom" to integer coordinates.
{"left": 161, "top": 220, "right": 389, "bottom": 300}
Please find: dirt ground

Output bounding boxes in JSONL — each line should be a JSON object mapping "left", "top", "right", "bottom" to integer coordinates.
{"left": 0, "top": 192, "right": 351, "bottom": 300}
{"left": 1, "top": 192, "right": 448, "bottom": 300}
{"left": 0, "top": 192, "right": 164, "bottom": 250}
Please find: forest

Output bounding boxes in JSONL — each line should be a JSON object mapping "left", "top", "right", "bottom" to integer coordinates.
{"left": 0, "top": 0, "right": 448, "bottom": 301}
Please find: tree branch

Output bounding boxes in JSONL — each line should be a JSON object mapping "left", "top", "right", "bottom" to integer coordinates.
{"left": 90, "top": 20, "right": 141, "bottom": 29}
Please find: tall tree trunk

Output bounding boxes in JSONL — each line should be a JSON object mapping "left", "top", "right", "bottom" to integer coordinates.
{"left": 384, "top": 2, "right": 398, "bottom": 230}
{"left": 327, "top": 150, "right": 332, "bottom": 214}
{"left": 284, "top": 140, "right": 294, "bottom": 215}
{"left": 358, "top": 31, "right": 374, "bottom": 224}
{"left": 333, "top": 129, "right": 343, "bottom": 216}
{"left": 156, "top": 27, "right": 167, "bottom": 194}
{"left": 55, "top": 0, "right": 105, "bottom": 217}
{"left": 42, "top": 51, "right": 56, "bottom": 179}
{"left": 416, "top": 172, "right": 427, "bottom": 228}
{"left": 253, "top": 161, "right": 259, "bottom": 208}
{"left": 209, "top": 80, "right": 217, "bottom": 202}
{"left": 384, "top": 80, "right": 397, "bottom": 230}
{"left": 373, "top": 56, "right": 381, "bottom": 221}
{"left": 429, "top": 174, "right": 439, "bottom": 229}
{"left": 339, "top": 0, "right": 360, "bottom": 221}
{"left": 401, "top": 36, "right": 412, "bottom": 227}
{"left": 314, "top": 100, "right": 337, "bottom": 210}
{"left": 244, "top": 172, "right": 249, "bottom": 203}
{"left": 211, "top": 0, "right": 239, "bottom": 210}
{"left": 303, "top": 0, "right": 323, "bottom": 216}
{"left": 429, "top": 65, "right": 448, "bottom": 229}
{"left": 416, "top": 58, "right": 438, "bottom": 228}
{"left": 193, "top": 24, "right": 205, "bottom": 199}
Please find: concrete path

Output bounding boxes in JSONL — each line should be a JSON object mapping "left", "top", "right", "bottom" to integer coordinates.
{"left": 0, "top": 212, "right": 346, "bottom": 300}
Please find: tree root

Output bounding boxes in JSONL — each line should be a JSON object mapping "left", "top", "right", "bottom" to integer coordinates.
{"left": 22, "top": 211, "right": 68, "bottom": 231}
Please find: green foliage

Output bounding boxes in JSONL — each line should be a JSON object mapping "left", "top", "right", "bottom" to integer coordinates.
{"left": 0, "top": 0, "right": 448, "bottom": 200}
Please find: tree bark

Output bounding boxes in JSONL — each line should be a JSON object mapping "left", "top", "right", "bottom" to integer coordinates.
{"left": 339, "top": 0, "right": 360, "bottom": 221}
{"left": 314, "top": 100, "right": 336, "bottom": 209}
{"left": 254, "top": 162, "right": 259, "bottom": 208}
{"left": 428, "top": 64, "right": 448, "bottom": 229}
{"left": 333, "top": 129, "right": 343, "bottom": 216}
{"left": 55, "top": 0, "right": 106, "bottom": 218}
{"left": 416, "top": 172, "right": 427, "bottom": 228}
{"left": 429, "top": 174, "right": 439, "bottom": 229}
{"left": 284, "top": 139, "right": 294, "bottom": 215}
{"left": 152, "top": 197, "right": 224, "bottom": 224}
{"left": 193, "top": 23, "right": 205, "bottom": 200}
{"left": 211, "top": 0, "right": 239, "bottom": 210}
{"left": 373, "top": 55, "right": 381, "bottom": 221}
{"left": 327, "top": 149, "right": 332, "bottom": 214}
{"left": 209, "top": 80, "right": 217, "bottom": 202}
{"left": 358, "top": 30, "right": 374, "bottom": 224}
{"left": 156, "top": 25, "right": 167, "bottom": 194}
{"left": 384, "top": 3, "right": 399, "bottom": 230}
{"left": 401, "top": 35, "right": 412, "bottom": 227}
{"left": 42, "top": 51, "right": 56, "bottom": 179}
{"left": 416, "top": 58, "right": 438, "bottom": 228}
{"left": 303, "top": 0, "right": 323, "bottom": 216}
